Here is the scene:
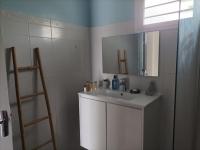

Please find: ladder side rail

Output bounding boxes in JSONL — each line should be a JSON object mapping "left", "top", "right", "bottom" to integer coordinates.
{"left": 34, "top": 48, "right": 57, "bottom": 150}
{"left": 11, "top": 47, "right": 26, "bottom": 150}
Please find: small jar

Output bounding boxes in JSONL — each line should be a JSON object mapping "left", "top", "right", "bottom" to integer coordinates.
{"left": 92, "top": 81, "right": 97, "bottom": 91}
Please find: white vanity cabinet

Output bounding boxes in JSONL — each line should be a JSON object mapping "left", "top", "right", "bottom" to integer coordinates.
{"left": 79, "top": 90, "right": 160, "bottom": 150}
{"left": 79, "top": 97, "right": 107, "bottom": 150}
{"left": 107, "top": 104, "right": 142, "bottom": 150}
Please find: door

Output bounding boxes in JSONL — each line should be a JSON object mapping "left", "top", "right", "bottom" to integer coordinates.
{"left": 79, "top": 97, "right": 106, "bottom": 150}
{"left": 107, "top": 103, "right": 142, "bottom": 150}
{"left": 0, "top": 31, "right": 13, "bottom": 149}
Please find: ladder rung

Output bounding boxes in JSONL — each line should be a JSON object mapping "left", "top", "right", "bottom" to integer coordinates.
{"left": 18, "top": 66, "right": 38, "bottom": 72}
{"left": 9, "top": 66, "right": 38, "bottom": 74}
{"left": 24, "top": 116, "right": 49, "bottom": 128}
{"left": 120, "top": 59, "right": 126, "bottom": 62}
{"left": 32, "top": 139, "right": 52, "bottom": 150}
{"left": 20, "top": 92, "right": 44, "bottom": 100}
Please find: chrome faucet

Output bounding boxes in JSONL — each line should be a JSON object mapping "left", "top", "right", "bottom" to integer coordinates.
{"left": 119, "top": 78, "right": 128, "bottom": 92}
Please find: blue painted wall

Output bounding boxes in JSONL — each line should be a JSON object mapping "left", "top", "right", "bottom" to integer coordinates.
{"left": 90, "top": 0, "right": 134, "bottom": 27}
{"left": 0, "top": 0, "right": 135, "bottom": 27}
{"left": 0, "top": 0, "right": 91, "bottom": 27}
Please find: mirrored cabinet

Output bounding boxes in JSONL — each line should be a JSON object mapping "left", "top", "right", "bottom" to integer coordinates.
{"left": 102, "top": 31, "right": 160, "bottom": 77}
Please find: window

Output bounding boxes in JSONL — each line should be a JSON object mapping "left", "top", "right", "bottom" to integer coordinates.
{"left": 144, "top": 0, "right": 194, "bottom": 25}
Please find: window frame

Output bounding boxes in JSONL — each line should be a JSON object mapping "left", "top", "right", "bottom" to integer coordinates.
{"left": 143, "top": 0, "right": 193, "bottom": 27}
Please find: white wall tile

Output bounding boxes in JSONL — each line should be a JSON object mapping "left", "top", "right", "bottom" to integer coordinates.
{"left": 3, "top": 35, "right": 31, "bottom": 67}
{"left": 29, "top": 24, "right": 51, "bottom": 38}
{"left": 52, "top": 26, "right": 89, "bottom": 40}
{"left": 2, "top": 18, "right": 29, "bottom": 36}
{"left": 30, "top": 37, "right": 54, "bottom": 73}
{"left": 52, "top": 27, "right": 65, "bottom": 39}
{"left": 1, "top": 11, "right": 28, "bottom": 23}
{"left": 29, "top": 16, "right": 50, "bottom": 26}
{"left": 1, "top": 11, "right": 91, "bottom": 150}
{"left": 51, "top": 20, "right": 65, "bottom": 28}
{"left": 160, "top": 29, "right": 178, "bottom": 74}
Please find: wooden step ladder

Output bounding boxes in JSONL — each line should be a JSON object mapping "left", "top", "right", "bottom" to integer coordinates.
{"left": 10, "top": 47, "right": 57, "bottom": 150}
{"left": 117, "top": 49, "right": 128, "bottom": 74}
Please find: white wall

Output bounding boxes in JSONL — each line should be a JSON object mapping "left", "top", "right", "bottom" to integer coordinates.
{"left": 0, "top": 12, "right": 13, "bottom": 150}
{"left": 1, "top": 10, "right": 91, "bottom": 150}
{"left": 91, "top": 21, "right": 178, "bottom": 150}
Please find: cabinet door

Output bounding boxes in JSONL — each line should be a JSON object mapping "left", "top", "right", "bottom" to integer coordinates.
{"left": 107, "top": 104, "right": 142, "bottom": 150}
{"left": 79, "top": 97, "right": 106, "bottom": 150}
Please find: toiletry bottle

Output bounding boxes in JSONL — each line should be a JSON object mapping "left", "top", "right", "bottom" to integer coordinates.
{"left": 112, "top": 75, "right": 119, "bottom": 90}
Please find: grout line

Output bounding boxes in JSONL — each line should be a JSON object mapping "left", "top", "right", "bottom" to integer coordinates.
{"left": 106, "top": 103, "right": 107, "bottom": 150}
{"left": 27, "top": 16, "right": 33, "bottom": 66}
{"left": 50, "top": 18, "right": 53, "bottom": 39}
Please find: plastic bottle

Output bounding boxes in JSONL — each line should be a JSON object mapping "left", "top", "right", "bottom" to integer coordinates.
{"left": 112, "top": 75, "right": 119, "bottom": 90}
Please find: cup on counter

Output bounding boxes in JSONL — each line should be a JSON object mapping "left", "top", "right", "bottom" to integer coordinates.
{"left": 103, "top": 79, "right": 110, "bottom": 89}
{"left": 92, "top": 82, "right": 97, "bottom": 91}
{"left": 84, "top": 81, "right": 97, "bottom": 92}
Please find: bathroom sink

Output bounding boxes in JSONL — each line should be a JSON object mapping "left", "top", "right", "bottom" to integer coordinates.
{"left": 79, "top": 89, "right": 161, "bottom": 109}
{"left": 92, "top": 89, "right": 134, "bottom": 100}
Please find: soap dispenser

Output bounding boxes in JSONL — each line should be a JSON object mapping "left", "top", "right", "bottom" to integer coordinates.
{"left": 112, "top": 75, "right": 119, "bottom": 90}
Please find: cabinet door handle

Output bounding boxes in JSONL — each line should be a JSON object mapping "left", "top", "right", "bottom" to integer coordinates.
{"left": 0, "top": 111, "right": 9, "bottom": 137}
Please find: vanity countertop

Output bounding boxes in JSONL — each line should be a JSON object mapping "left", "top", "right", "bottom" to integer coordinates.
{"left": 78, "top": 89, "right": 161, "bottom": 109}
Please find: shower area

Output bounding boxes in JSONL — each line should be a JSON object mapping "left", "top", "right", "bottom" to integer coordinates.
{"left": 174, "top": 0, "right": 200, "bottom": 149}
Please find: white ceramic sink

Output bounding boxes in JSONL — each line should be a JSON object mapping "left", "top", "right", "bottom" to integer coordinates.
{"left": 92, "top": 89, "right": 134, "bottom": 100}
{"left": 79, "top": 89, "right": 161, "bottom": 109}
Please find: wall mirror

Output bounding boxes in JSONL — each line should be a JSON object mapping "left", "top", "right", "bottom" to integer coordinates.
{"left": 102, "top": 31, "right": 160, "bottom": 77}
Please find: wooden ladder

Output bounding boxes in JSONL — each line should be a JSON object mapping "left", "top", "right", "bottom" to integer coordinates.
{"left": 117, "top": 49, "right": 128, "bottom": 74}
{"left": 10, "top": 47, "right": 57, "bottom": 150}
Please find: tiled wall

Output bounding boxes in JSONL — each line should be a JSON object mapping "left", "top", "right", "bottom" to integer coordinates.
{"left": 1, "top": 10, "right": 91, "bottom": 150}
{"left": 0, "top": 13, "right": 14, "bottom": 150}
{"left": 91, "top": 22, "right": 178, "bottom": 150}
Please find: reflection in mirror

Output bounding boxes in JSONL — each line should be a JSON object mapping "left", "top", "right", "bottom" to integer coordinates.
{"left": 144, "top": 31, "right": 159, "bottom": 76}
{"left": 102, "top": 31, "right": 160, "bottom": 77}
